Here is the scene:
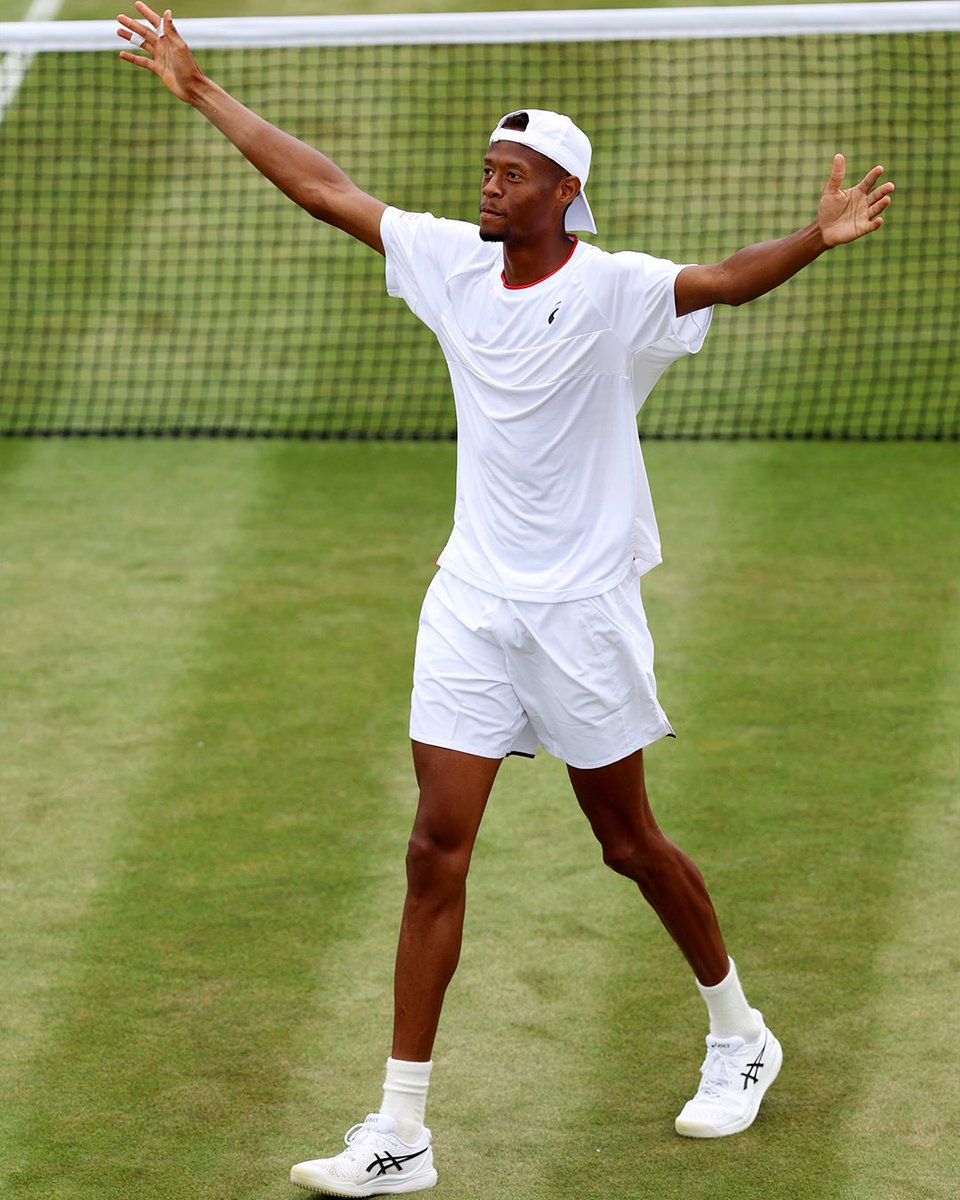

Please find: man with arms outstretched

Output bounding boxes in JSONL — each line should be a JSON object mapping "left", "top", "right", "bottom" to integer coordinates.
{"left": 117, "top": 6, "right": 894, "bottom": 1195}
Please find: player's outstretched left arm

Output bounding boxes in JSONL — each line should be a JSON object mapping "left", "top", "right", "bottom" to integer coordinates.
{"left": 674, "top": 156, "right": 895, "bottom": 317}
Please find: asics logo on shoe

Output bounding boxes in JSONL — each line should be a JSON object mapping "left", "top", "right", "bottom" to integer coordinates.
{"left": 740, "top": 1033, "right": 768, "bottom": 1090}
{"left": 366, "top": 1146, "right": 430, "bottom": 1177}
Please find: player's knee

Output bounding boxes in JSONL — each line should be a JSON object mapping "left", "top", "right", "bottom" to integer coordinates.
{"left": 600, "top": 830, "right": 667, "bottom": 883}
{"left": 404, "top": 827, "right": 470, "bottom": 898}
{"left": 600, "top": 838, "right": 641, "bottom": 878}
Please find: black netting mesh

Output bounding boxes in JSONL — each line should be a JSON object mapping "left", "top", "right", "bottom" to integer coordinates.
{"left": 1, "top": 24, "right": 956, "bottom": 439}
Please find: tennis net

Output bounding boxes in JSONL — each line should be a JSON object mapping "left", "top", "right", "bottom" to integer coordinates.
{"left": 1, "top": 3, "right": 957, "bottom": 439}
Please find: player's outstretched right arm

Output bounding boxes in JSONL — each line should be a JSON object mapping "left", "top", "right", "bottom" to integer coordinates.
{"left": 117, "top": 4, "right": 386, "bottom": 254}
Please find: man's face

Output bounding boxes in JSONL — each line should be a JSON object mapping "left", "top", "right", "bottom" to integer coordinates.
{"left": 479, "top": 141, "right": 573, "bottom": 243}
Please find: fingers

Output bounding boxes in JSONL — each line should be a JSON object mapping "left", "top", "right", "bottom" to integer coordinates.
{"left": 117, "top": 6, "right": 175, "bottom": 57}
{"left": 116, "top": 15, "right": 152, "bottom": 47}
{"left": 116, "top": 3, "right": 165, "bottom": 38}
{"left": 867, "top": 192, "right": 893, "bottom": 220}
{"left": 862, "top": 176, "right": 895, "bottom": 225}
{"left": 857, "top": 164, "right": 886, "bottom": 193}
{"left": 867, "top": 182, "right": 895, "bottom": 207}
{"left": 134, "top": 1, "right": 163, "bottom": 26}
{"left": 825, "top": 153, "right": 895, "bottom": 213}
{"left": 861, "top": 184, "right": 893, "bottom": 235}
{"left": 117, "top": 10, "right": 161, "bottom": 51}
{"left": 118, "top": 48, "right": 160, "bottom": 73}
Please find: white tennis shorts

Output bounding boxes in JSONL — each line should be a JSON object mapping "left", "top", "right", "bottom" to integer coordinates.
{"left": 410, "top": 566, "right": 675, "bottom": 770}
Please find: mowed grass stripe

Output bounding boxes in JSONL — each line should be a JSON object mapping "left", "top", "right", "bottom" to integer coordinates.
{"left": 230, "top": 443, "right": 456, "bottom": 1193}
{"left": 531, "top": 443, "right": 959, "bottom": 1199}
{"left": 200, "top": 443, "right": 635, "bottom": 1196}
{"left": 0, "top": 441, "right": 271, "bottom": 1191}
{"left": 837, "top": 606, "right": 960, "bottom": 1200}
{"left": 4, "top": 442, "right": 958, "bottom": 1199}
{"left": 1, "top": 442, "right": 456, "bottom": 1199}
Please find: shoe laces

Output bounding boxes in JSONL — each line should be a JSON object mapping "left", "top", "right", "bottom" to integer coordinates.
{"left": 697, "top": 1040, "right": 743, "bottom": 1099}
{"left": 340, "top": 1115, "right": 387, "bottom": 1164}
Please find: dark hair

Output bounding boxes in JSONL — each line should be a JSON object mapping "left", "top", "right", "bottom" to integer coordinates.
{"left": 495, "top": 111, "right": 567, "bottom": 186}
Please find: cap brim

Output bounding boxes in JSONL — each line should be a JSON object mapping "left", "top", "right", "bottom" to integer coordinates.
{"left": 565, "top": 191, "right": 596, "bottom": 234}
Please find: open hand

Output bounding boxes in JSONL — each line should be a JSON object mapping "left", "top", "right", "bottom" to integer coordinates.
{"left": 818, "top": 154, "right": 895, "bottom": 247}
{"left": 116, "top": 3, "right": 201, "bottom": 104}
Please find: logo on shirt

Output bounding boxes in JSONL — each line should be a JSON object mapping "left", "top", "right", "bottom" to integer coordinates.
{"left": 547, "top": 302, "right": 562, "bottom": 325}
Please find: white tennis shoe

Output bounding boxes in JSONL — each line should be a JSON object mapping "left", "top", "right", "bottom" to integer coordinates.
{"left": 290, "top": 1113, "right": 437, "bottom": 1196}
{"left": 675, "top": 1014, "right": 782, "bottom": 1138}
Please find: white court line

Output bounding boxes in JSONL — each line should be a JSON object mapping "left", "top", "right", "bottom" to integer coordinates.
{"left": 0, "top": 0, "right": 63, "bottom": 123}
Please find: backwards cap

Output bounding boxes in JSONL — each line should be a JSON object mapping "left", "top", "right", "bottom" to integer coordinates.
{"left": 489, "top": 109, "right": 596, "bottom": 234}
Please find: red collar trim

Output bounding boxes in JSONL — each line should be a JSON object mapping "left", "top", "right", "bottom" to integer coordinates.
{"left": 501, "top": 237, "right": 579, "bottom": 290}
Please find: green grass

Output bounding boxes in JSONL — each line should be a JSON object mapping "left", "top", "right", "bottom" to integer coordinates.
{"left": 2, "top": 438, "right": 958, "bottom": 1198}
{"left": 1, "top": 2, "right": 958, "bottom": 1194}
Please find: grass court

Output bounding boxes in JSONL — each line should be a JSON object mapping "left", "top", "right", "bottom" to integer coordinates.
{"left": 2, "top": 2, "right": 959, "bottom": 1198}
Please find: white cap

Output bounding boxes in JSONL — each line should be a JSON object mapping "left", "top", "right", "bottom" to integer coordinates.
{"left": 489, "top": 109, "right": 596, "bottom": 234}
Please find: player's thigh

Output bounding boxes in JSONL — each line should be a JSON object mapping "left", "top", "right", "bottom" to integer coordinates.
{"left": 410, "top": 740, "right": 502, "bottom": 850}
{"left": 567, "top": 747, "right": 664, "bottom": 851}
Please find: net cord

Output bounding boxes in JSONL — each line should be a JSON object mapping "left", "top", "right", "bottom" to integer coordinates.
{"left": 2, "top": 2, "right": 959, "bottom": 53}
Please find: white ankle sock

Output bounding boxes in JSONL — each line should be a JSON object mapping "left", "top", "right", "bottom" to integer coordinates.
{"left": 696, "top": 958, "right": 763, "bottom": 1041}
{"left": 380, "top": 1057, "right": 433, "bottom": 1143}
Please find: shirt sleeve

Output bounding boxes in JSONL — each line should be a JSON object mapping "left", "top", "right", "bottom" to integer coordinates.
{"left": 597, "top": 250, "right": 713, "bottom": 359}
{"left": 381, "top": 206, "right": 479, "bottom": 334}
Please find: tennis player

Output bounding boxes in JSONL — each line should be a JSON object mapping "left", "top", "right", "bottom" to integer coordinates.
{"left": 118, "top": 6, "right": 894, "bottom": 1195}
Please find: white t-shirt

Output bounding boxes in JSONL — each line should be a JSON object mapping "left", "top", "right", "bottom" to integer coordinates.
{"left": 381, "top": 206, "right": 712, "bottom": 602}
